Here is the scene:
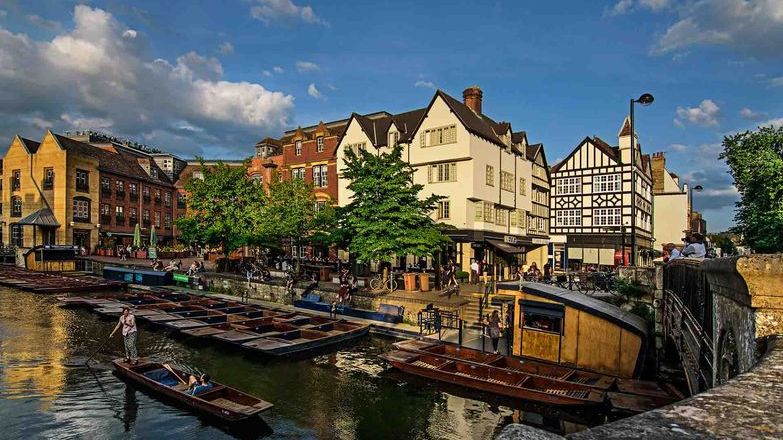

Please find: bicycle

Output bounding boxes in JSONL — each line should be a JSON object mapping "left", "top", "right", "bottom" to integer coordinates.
{"left": 369, "top": 273, "right": 398, "bottom": 291}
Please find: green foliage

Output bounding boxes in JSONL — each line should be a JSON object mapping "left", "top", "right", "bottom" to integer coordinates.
{"left": 615, "top": 278, "right": 646, "bottom": 300}
{"left": 708, "top": 232, "right": 738, "bottom": 256}
{"left": 175, "top": 159, "right": 264, "bottom": 254}
{"left": 257, "top": 175, "right": 336, "bottom": 247}
{"left": 719, "top": 126, "right": 783, "bottom": 253}
{"left": 339, "top": 145, "right": 449, "bottom": 263}
{"left": 456, "top": 270, "right": 470, "bottom": 281}
{"left": 629, "top": 302, "right": 654, "bottom": 325}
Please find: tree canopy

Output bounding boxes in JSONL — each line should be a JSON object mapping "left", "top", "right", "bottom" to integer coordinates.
{"left": 339, "top": 145, "right": 449, "bottom": 263}
{"left": 175, "top": 159, "right": 265, "bottom": 254}
{"left": 719, "top": 125, "right": 783, "bottom": 253}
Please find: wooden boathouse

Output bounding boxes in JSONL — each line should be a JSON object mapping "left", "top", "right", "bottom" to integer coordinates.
{"left": 497, "top": 282, "right": 649, "bottom": 378}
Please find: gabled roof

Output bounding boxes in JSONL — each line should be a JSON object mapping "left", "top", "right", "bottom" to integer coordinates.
{"left": 511, "top": 131, "right": 527, "bottom": 145}
{"left": 618, "top": 116, "right": 633, "bottom": 137}
{"left": 16, "top": 135, "right": 41, "bottom": 154}
{"left": 431, "top": 90, "right": 506, "bottom": 146}
{"left": 52, "top": 132, "right": 173, "bottom": 186}
{"left": 392, "top": 108, "right": 427, "bottom": 143}
{"left": 17, "top": 208, "right": 59, "bottom": 226}
{"left": 551, "top": 136, "right": 621, "bottom": 173}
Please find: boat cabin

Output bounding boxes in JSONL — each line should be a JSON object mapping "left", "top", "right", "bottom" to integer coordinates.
{"left": 497, "top": 282, "right": 648, "bottom": 378}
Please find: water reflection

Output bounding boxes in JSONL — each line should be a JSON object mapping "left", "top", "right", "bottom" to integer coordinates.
{"left": 0, "top": 288, "right": 599, "bottom": 439}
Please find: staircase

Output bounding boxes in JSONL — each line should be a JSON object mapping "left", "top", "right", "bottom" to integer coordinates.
{"left": 462, "top": 293, "right": 502, "bottom": 329}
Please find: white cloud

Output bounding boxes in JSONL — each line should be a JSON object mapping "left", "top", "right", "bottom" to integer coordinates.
{"left": 295, "top": 60, "right": 319, "bottom": 72}
{"left": 307, "top": 83, "right": 322, "bottom": 99}
{"left": 122, "top": 29, "right": 137, "bottom": 39}
{"left": 605, "top": 0, "right": 634, "bottom": 16}
{"left": 261, "top": 70, "right": 272, "bottom": 77}
{"left": 758, "top": 117, "right": 783, "bottom": 129}
{"left": 0, "top": 5, "right": 294, "bottom": 157}
{"left": 674, "top": 99, "right": 720, "bottom": 127}
{"left": 650, "top": 0, "right": 783, "bottom": 57}
{"left": 250, "top": 0, "right": 326, "bottom": 26}
{"left": 769, "top": 76, "right": 783, "bottom": 87}
{"left": 739, "top": 107, "right": 765, "bottom": 121}
{"left": 218, "top": 41, "right": 234, "bottom": 55}
{"left": 273, "top": 66, "right": 284, "bottom": 74}
{"left": 669, "top": 143, "right": 687, "bottom": 152}
{"left": 605, "top": 0, "right": 670, "bottom": 16}
{"left": 27, "top": 14, "right": 62, "bottom": 32}
{"left": 60, "top": 113, "right": 114, "bottom": 129}
{"left": 414, "top": 80, "right": 435, "bottom": 89}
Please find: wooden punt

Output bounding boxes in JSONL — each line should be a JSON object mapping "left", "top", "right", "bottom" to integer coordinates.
{"left": 241, "top": 321, "right": 370, "bottom": 356}
{"left": 379, "top": 350, "right": 606, "bottom": 406}
{"left": 179, "top": 317, "right": 284, "bottom": 338}
{"left": 162, "top": 311, "right": 233, "bottom": 330}
{"left": 393, "top": 339, "right": 615, "bottom": 390}
{"left": 212, "top": 321, "right": 301, "bottom": 344}
{"left": 112, "top": 359, "right": 273, "bottom": 422}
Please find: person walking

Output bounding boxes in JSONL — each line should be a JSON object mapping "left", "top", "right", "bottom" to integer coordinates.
{"left": 111, "top": 307, "right": 138, "bottom": 364}
{"left": 470, "top": 260, "right": 479, "bottom": 284}
{"left": 485, "top": 310, "right": 503, "bottom": 354}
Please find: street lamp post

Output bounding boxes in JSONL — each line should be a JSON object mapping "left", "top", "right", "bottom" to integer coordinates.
{"left": 689, "top": 184, "right": 704, "bottom": 233}
{"left": 629, "top": 93, "right": 654, "bottom": 266}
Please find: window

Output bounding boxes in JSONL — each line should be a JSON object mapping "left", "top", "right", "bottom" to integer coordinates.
{"left": 101, "top": 177, "right": 111, "bottom": 193}
{"left": 346, "top": 142, "right": 366, "bottom": 156}
{"left": 483, "top": 202, "right": 494, "bottom": 224}
{"left": 73, "top": 198, "right": 90, "bottom": 222}
{"left": 316, "top": 136, "right": 324, "bottom": 152}
{"left": 164, "top": 192, "right": 171, "bottom": 207}
{"left": 420, "top": 125, "right": 457, "bottom": 147}
{"left": 115, "top": 180, "right": 125, "bottom": 196}
{"left": 164, "top": 213, "right": 172, "bottom": 229}
{"left": 511, "top": 210, "right": 518, "bottom": 227}
{"left": 519, "top": 177, "right": 527, "bottom": 195}
{"left": 43, "top": 168, "right": 54, "bottom": 190}
{"left": 388, "top": 131, "right": 399, "bottom": 148}
{"left": 501, "top": 171, "right": 514, "bottom": 192}
{"left": 295, "top": 140, "right": 302, "bottom": 156}
{"left": 556, "top": 177, "right": 581, "bottom": 195}
{"left": 10, "top": 197, "right": 22, "bottom": 217}
{"left": 11, "top": 224, "right": 23, "bottom": 247}
{"left": 129, "top": 207, "right": 138, "bottom": 224}
{"left": 593, "top": 208, "right": 622, "bottom": 227}
{"left": 533, "top": 164, "right": 547, "bottom": 180}
{"left": 154, "top": 211, "right": 161, "bottom": 227}
{"left": 177, "top": 192, "right": 186, "bottom": 208}
{"left": 428, "top": 162, "right": 457, "bottom": 183}
{"left": 192, "top": 171, "right": 204, "bottom": 180}
{"left": 129, "top": 183, "right": 138, "bottom": 198}
{"left": 485, "top": 165, "right": 494, "bottom": 186}
{"left": 496, "top": 208, "right": 507, "bottom": 226}
{"left": 314, "top": 201, "right": 327, "bottom": 212}
{"left": 475, "top": 201, "right": 484, "bottom": 221}
{"left": 593, "top": 174, "right": 621, "bottom": 193}
{"left": 521, "top": 302, "right": 563, "bottom": 334}
{"left": 555, "top": 209, "right": 582, "bottom": 226}
{"left": 115, "top": 206, "right": 124, "bottom": 223}
{"left": 143, "top": 209, "right": 150, "bottom": 224}
{"left": 151, "top": 168, "right": 158, "bottom": 178}
{"left": 100, "top": 203, "right": 111, "bottom": 222}
{"left": 313, "top": 165, "right": 328, "bottom": 187}
{"left": 291, "top": 167, "right": 306, "bottom": 180}
{"left": 75, "top": 169, "right": 89, "bottom": 191}
{"left": 436, "top": 201, "right": 450, "bottom": 220}
{"left": 11, "top": 170, "right": 20, "bottom": 191}
{"left": 154, "top": 189, "right": 161, "bottom": 204}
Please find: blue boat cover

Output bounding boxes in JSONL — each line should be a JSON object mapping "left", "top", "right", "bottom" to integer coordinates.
{"left": 143, "top": 368, "right": 180, "bottom": 387}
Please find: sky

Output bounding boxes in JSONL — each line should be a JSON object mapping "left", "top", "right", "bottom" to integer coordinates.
{"left": 0, "top": 0, "right": 781, "bottom": 232}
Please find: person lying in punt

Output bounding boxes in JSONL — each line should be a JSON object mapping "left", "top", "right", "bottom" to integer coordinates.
{"left": 163, "top": 364, "right": 213, "bottom": 395}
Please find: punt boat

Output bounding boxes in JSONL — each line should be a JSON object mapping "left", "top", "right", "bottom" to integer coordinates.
{"left": 241, "top": 320, "right": 370, "bottom": 356}
{"left": 393, "top": 339, "right": 615, "bottom": 390}
{"left": 112, "top": 359, "right": 273, "bottom": 422}
{"left": 379, "top": 350, "right": 605, "bottom": 406}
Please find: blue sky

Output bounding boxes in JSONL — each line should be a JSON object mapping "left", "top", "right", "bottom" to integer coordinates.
{"left": 0, "top": 0, "right": 781, "bottom": 231}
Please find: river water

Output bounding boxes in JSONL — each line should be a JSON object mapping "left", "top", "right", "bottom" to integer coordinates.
{"left": 0, "top": 289, "right": 601, "bottom": 439}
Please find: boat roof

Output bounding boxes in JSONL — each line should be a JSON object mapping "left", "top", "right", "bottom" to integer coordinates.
{"left": 497, "top": 281, "right": 649, "bottom": 339}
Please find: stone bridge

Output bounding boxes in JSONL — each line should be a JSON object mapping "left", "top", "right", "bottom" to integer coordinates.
{"left": 498, "top": 255, "right": 783, "bottom": 439}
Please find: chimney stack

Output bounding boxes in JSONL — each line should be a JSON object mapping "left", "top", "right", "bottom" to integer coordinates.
{"left": 651, "top": 151, "right": 666, "bottom": 194}
{"left": 463, "top": 86, "right": 483, "bottom": 114}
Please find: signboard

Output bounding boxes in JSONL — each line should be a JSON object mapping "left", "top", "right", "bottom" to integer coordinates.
{"left": 532, "top": 238, "right": 549, "bottom": 245}
{"left": 147, "top": 246, "right": 157, "bottom": 260}
{"left": 471, "top": 242, "right": 484, "bottom": 249}
{"left": 503, "top": 236, "right": 519, "bottom": 244}
{"left": 173, "top": 273, "right": 189, "bottom": 283}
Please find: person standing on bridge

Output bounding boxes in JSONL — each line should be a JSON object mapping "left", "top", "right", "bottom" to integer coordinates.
{"left": 485, "top": 310, "right": 503, "bottom": 354}
{"left": 110, "top": 307, "right": 138, "bottom": 365}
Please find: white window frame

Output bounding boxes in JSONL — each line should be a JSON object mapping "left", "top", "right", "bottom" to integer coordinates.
{"left": 485, "top": 165, "right": 494, "bottom": 186}
{"left": 295, "top": 140, "right": 302, "bottom": 156}
{"left": 593, "top": 174, "right": 621, "bottom": 193}
{"left": 555, "top": 209, "right": 582, "bottom": 227}
{"left": 420, "top": 125, "right": 457, "bottom": 147}
{"left": 437, "top": 200, "right": 450, "bottom": 220}
{"left": 483, "top": 202, "right": 494, "bottom": 224}
{"left": 556, "top": 177, "right": 581, "bottom": 195}
{"left": 346, "top": 142, "right": 366, "bottom": 156}
{"left": 313, "top": 165, "right": 328, "bottom": 187}
{"left": 593, "top": 208, "right": 622, "bottom": 227}
{"left": 496, "top": 208, "right": 507, "bottom": 226}
{"left": 428, "top": 162, "right": 457, "bottom": 183}
{"left": 291, "top": 167, "right": 306, "bottom": 180}
{"left": 316, "top": 137, "right": 324, "bottom": 153}
{"left": 501, "top": 171, "right": 513, "bottom": 192}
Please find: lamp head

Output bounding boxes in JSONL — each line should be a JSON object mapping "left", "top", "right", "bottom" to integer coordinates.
{"left": 693, "top": 184, "right": 703, "bottom": 192}
{"left": 635, "top": 93, "right": 654, "bottom": 106}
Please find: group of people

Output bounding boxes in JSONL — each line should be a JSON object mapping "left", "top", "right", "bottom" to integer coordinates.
{"left": 664, "top": 232, "right": 708, "bottom": 262}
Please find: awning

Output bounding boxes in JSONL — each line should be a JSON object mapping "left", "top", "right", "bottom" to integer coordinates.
{"left": 486, "top": 239, "right": 526, "bottom": 254}
{"left": 16, "top": 208, "right": 60, "bottom": 227}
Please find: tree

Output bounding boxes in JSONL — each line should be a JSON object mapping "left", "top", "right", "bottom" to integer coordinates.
{"left": 708, "top": 232, "right": 738, "bottom": 257}
{"left": 719, "top": 126, "right": 783, "bottom": 253}
{"left": 257, "top": 175, "right": 336, "bottom": 255}
{"left": 176, "top": 159, "right": 265, "bottom": 259}
{"left": 339, "top": 145, "right": 449, "bottom": 263}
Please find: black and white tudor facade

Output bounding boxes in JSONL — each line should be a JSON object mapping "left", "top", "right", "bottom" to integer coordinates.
{"left": 548, "top": 118, "right": 654, "bottom": 269}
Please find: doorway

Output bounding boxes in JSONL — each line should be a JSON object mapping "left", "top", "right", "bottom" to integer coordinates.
{"left": 72, "top": 229, "right": 91, "bottom": 251}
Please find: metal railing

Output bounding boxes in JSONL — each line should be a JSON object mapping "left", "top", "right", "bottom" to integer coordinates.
{"left": 418, "top": 308, "right": 463, "bottom": 345}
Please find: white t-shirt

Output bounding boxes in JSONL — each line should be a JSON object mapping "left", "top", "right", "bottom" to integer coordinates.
{"left": 120, "top": 314, "right": 137, "bottom": 336}
{"left": 470, "top": 262, "right": 479, "bottom": 272}
{"left": 682, "top": 243, "right": 706, "bottom": 258}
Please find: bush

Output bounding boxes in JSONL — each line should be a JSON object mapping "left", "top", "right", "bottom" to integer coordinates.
{"left": 615, "top": 278, "right": 646, "bottom": 299}
{"left": 456, "top": 270, "right": 469, "bottom": 281}
{"left": 629, "top": 302, "right": 654, "bottom": 325}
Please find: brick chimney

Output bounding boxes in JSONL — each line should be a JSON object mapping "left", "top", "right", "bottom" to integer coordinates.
{"left": 463, "top": 86, "right": 483, "bottom": 114}
{"left": 651, "top": 152, "right": 666, "bottom": 194}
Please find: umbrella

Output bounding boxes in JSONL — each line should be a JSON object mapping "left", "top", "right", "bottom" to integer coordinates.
{"left": 150, "top": 225, "right": 157, "bottom": 247}
{"left": 133, "top": 223, "right": 142, "bottom": 249}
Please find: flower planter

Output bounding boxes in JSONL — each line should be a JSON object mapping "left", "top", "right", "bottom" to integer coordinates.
{"left": 135, "top": 251, "right": 147, "bottom": 259}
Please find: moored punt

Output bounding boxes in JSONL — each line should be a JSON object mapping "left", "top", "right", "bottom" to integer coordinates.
{"left": 380, "top": 350, "right": 606, "bottom": 406}
{"left": 111, "top": 359, "right": 273, "bottom": 422}
{"left": 241, "top": 321, "right": 370, "bottom": 356}
{"left": 392, "top": 339, "right": 615, "bottom": 390}
{"left": 0, "top": 265, "right": 125, "bottom": 293}
{"left": 212, "top": 321, "right": 300, "bottom": 345}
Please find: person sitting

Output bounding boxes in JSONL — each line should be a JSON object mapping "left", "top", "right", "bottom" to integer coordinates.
{"left": 187, "top": 373, "right": 213, "bottom": 396}
{"left": 187, "top": 261, "right": 198, "bottom": 276}
{"left": 681, "top": 233, "right": 706, "bottom": 258}
{"left": 526, "top": 262, "right": 542, "bottom": 280}
{"left": 543, "top": 263, "right": 552, "bottom": 281}
{"left": 151, "top": 259, "right": 164, "bottom": 271}
{"left": 164, "top": 259, "right": 178, "bottom": 272}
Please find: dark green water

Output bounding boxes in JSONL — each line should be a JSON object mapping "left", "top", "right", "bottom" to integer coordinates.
{"left": 0, "top": 289, "right": 597, "bottom": 439}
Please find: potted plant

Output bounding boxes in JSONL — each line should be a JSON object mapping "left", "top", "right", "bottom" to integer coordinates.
{"left": 135, "top": 248, "right": 147, "bottom": 259}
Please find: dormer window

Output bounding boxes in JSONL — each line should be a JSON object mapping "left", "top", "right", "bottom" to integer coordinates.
{"left": 295, "top": 140, "right": 302, "bottom": 156}
{"left": 151, "top": 168, "right": 158, "bottom": 178}
{"left": 316, "top": 137, "right": 324, "bottom": 153}
{"left": 388, "top": 132, "right": 399, "bottom": 148}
